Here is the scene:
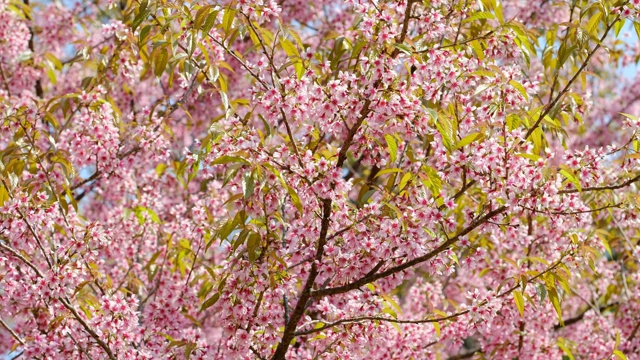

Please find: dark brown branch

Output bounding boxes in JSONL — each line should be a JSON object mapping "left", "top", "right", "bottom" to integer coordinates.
{"left": 312, "top": 206, "right": 507, "bottom": 298}
{"left": 70, "top": 171, "right": 101, "bottom": 191}
{"left": 394, "top": 0, "right": 415, "bottom": 47}
{"left": 452, "top": 179, "right": 476, "bottom": 201}
{"left": 9, "top": 351, "right": 24, "bottom": 360}
{"left": 448, "top": 349, "right": 480, "bottom": 360}
{"left": 271, "top": 199, "right": 333, "bottom": 360}
{"left": 553, "top": 303, "right": 617, "bottom": 330}
{"left": 558, "top": 174, "right": 640, "bottom": 194}
{"left": 522, "top": 203, "right": 622, "bottom": 215}
{"left": 0, "top": 241, "right": 43, "bottom": 277}
{"left": 0, "top": 317, "right": 25, "bottom": 346}
{"left": 272, "top": 73, "right": 377, "bottom": 359}
{"left": 336, "top": 99, "right": 372, "bottom": 168}
{"left": 250, "top": 346, "right": 266, "bottom": 360}
{"left": 295, "top": 312, "right": 465, "bottom": 337}
{"left": 59, "top": 298, "right": 117, "bottom": 360}
{"left": 628, "top": 321, "right": 640, "bottom": 342}
{"left": 300, "top": 254, "right": 565, "bottom": 337}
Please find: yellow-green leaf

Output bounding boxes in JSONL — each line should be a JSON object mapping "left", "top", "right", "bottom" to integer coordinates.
{"left": 380, "top": 293, "right": 403, "bottom": 317}
{"left": 398, "top": 172, "right": 412, "bottom": 191}
{"left": 374, "top": 168, "right": 403, "bottom": 178}
{"left": 201, "top": 293, "right": 220, "bottom": 311}
{"left": 586, "top": 12, "right": 602, "bottom": 37}
{"left": 513, "top": 291, "right": 525, "bottom": 317}
{"left": 286, "top": 185, "right": 303, "bottom": 214}
{"left": 559, "top": 168, "right": 581, "bottom": 191}
{"left": 456, "top": 132, "right": 481, "bottom": 149}
{"left": 280, "top": 38, "right": 299, "bottom": 58}
{"left": 509, "top": 79, "right": 529, "bottom": 100}
{"left": 613, "top": 350, "right": 627, "bottom": 360}
{"left": 194, "top": 5, "right": 212, "bottom": 30}
{"left": 385, "top": 134, "right": 398, "bottom": 164}
{"left": 153, "top": 47, "right": 168, "bottom": 77}
{"left": 222, "top": 8, "right": 236, "bottom": 33}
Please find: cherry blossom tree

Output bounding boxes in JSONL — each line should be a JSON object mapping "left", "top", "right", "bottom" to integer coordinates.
{"left": 1, "top": 0, "right": 640, "bottom": 359}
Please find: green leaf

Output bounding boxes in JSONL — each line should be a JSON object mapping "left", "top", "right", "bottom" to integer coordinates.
{"left": 557, "top": 338, "right": 575, "bottom": 360}
{"left": 215, "top": 219, "right": 237, "bottom": 245}
{"left": 471, "top": 69, "right": 496, "bottom": 77}
{"left": 185, "top": 342, "right": 196, "bottom": 360}
{"left": 559, "top": 168, "right": 581, "bottom": 191}
{"left": 231, "top": 228, "right": 249, "bottom": 252}
{"left": 545, "top": 275, "right": 563, "bottom": 326}
{"left": 280, "top": 37, "right": 299, "bottom": 57}
{"left": 168, "top": 340, "right": 187, "bottom": 349}
{"left": 385, "top": 134, "right": 398, "bottom": 164}
{"left": 536, "top": 283, "right": 547, "bottom": 305}
{"left": 0, "top": 183, "right": 8, "bottom": 206}
{"left": 246, "top": 232, "right": 261, "bottom": 262}
{"left": 132, "top": 6, "right": 150, "bottom": 31}
{"left": 139, "top": 25, "right": 152, "bottom": 47}
{"left": 392, "top": 43, "right": 413, "bottom": 55}
{"left": 374, "top": 168, "right": 403, "bottom": 178}
{"left": 509, "top": 80, "right": 529, "bottom": 100}
{"left": 45, "top": 67, "right": 57, "bottom": 85}
{"left": 201, "top": 293, "right": 220, "bottom": 311}
{"left": 222, "top": 7, "right": 236, "bottom": 34}
{"left": 614, "top": 18, "right": 625, "bottom": 37}
{"left": 456, "top": 132, "right": 481, "bottom": 149}
{"left": 242, "top": 172, "right": 255, "bottom": 200}
{"left": 275, "top": 172, "right": 303, "bottom": 215}
{"left": 557, "top": 44, "right": 577, "bottom": 69}
{"left": 44, "top": 52, "right": 62, "bottom": 70}
{"left": 380, "top": 293, "right": 403, "bottom": 317}
{"left": 435, "top": 116, "right": 455, "bottom": 151}
{"left": 194, "top": 5, "right": 212, "bottom": 30}
{"left": 469, "top": 40, "right": 485, "bottom": 60}
{"left": 516, "top": 153, "right": 541, "bottom": 162}
{"left": 398, "top": 172, "right": 412, "bottom": 191}
{"left": 211, "top": 155, "right": 249, "bottom": 165}
{"left": 620, "top": 112, "right": 639, "bottom": 122}
{"left": 464, "top": 11, "right": 494, "bottom": 23}
{"left": 433, "top": 322, "right": 441, "bottom": 338}
{"left": 495, "top": 3, "right": 504, "bottom": 23}
{"left": 613, "top": 350, "right": 627, "bottom": 360}
{"left": 133, "top": 206, "right": 161, "bottom": 225}
{"left": 513, "top": 291, "right": 525, "bottom": 317}
{"left": 202, "top": 11, "right": 219, "bottom": 35}
{"left": 586, "top": 12, "right": 602, "bottom": 37}
{"left": 424, "top": 107, "right": 438, "bottom": 121}
{"left": 286, "top": 185, "right": 303, "bottom": 214}
{"left": 153, "top": 47, "right": 168, "bottom": 77}
{"left": 218, "top": 73, "right": 228, "bottom": 93}
{"left": 473, "top": 83, "right": 492, "bottom": 97}
{"left": 421, "top": 165, "right": 443, "bottom": 196}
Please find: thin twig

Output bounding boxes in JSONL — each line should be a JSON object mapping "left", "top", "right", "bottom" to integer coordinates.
{"left": 558, "top": 174, "right": 640, "bottom": 194}
{"left": 0, "top": 317, "right": 25, "bottom": 345}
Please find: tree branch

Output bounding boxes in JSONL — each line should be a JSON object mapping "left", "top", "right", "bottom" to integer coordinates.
{"left": 298, "top": 253, "right": 564, "bottom": 337}
{"left": 558, "top": 174, "right": 640, "bottom": 194}
{"left": 312, "top": 206, "right": 507, "bottom": 298}
{"left": 0, "top": 317, "right": 25, "bottom": 346}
